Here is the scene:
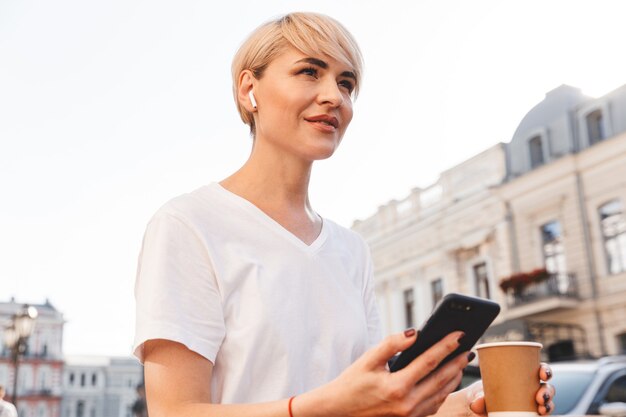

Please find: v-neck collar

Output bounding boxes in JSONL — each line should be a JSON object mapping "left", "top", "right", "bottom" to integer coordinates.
{"left": 212, "top": 182, "right": 328, "bottom": 253}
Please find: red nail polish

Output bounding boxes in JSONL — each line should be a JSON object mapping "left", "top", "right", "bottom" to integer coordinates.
{"left": 404, "top": 328, "right": 416, "bottom": 338}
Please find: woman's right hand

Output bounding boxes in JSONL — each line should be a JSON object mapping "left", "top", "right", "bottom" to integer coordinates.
{"left": 295, "top": 329, "right": 471, "bottom": 417}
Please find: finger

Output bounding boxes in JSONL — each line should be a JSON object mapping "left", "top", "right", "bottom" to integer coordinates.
{"left": 539, "top": 363, "right": 553, "bottom": 381}
{"left": 535, "top": 383, "right": 556, "bottom": 406}
{"left": 465, "top": 381, "right": 485, "bottom": 415}
{"left": 420, "top": 349, "right": 470, "bottom": 390}
{"left": 410, "top": 369, "right": 464, "bottom": 417}
{"left": 407, "top": 349, "right": 470, "bottom": 415}
{"left": 469, "top": 394, "right": 486, "bottom": 415}
{"left": 538, "top": 400, "right": 554, "bottom": 415}
{"left": 363, "top": 328, "right": 418, "bottom": 369}
{"left": 398, "top": 331, "right": 464, "bottom": 385}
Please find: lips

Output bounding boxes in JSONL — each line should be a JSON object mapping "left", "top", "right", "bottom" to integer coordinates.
{"left": 304, "top": 114, "right": 339, "bottom": 129}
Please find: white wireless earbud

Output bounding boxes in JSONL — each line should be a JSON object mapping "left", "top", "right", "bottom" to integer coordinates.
{"left": 249, "top": 90, "right": 257, "bottom": 109}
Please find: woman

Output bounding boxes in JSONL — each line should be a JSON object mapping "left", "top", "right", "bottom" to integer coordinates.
{"left": 133, "top": 12, "right": 555, "bottom": 417}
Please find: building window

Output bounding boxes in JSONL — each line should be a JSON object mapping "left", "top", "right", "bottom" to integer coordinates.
{"left": 586, "top": 109, "right": 605, "bottom": 145}
{"left": 77, "top": 402, "right": 85, "bottom": 417}
{"left": 473, "top": 262, "right": 491, "bottom": 299}
{"left": 541, "top": 221, "right": 567, "bottom": 277}
{"left": 92, "top": 373, "right": 97, "bottom": 386}
{"left": 430, "top": 278, "right": 443, "bottom": 308}
{"left": 599, "top": 200, "right": 626, "bottom": 274}
{"left": 69, "top": 373, "right": 74, "bottom": 385}
{"left": 618, "top": 333, "right": 626, "bottom": 354}
{"left": 80, "top": 373, "right": 86, "bottom": 387}
{"left": 528, "top": 135, "right": 545, "bottom": 168}
{"left": 39, "top": 368, "right": 47, "bottom": 389}
{"left": 403, "top": 288, "right": 415, "bottom": 328}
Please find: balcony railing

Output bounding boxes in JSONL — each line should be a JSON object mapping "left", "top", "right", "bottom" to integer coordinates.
{"left": 18, "top": 387, "right": 63, "bottom": 397}
{"left": 506, "top": 273, "right": 578, "bottom": 308}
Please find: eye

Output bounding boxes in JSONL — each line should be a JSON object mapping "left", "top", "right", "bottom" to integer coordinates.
{"left": 298, "top": 67, "right": 318, "bottom": 78}
{"left": 339, "top": 79, "right": 355, "bottom": 94}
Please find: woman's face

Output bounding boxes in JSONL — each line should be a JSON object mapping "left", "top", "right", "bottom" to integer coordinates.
{"left": 252, "top": 46, "right": 355, "bottom": 162}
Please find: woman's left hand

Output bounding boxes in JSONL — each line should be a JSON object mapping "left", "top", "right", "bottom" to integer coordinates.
{"left": 467, "top": 363, "right": 555, "bottom": 416}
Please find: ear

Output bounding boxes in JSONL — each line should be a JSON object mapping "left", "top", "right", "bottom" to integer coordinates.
{"left": 237, "top": 70, "right": 257, "bottom": 112}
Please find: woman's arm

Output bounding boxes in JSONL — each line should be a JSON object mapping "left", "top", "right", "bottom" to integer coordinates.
{"left": 144, "top": 330, "right": 472, "bottom": 417}
{"left": 144, "top": 339, "right": 293, "bottom": 417}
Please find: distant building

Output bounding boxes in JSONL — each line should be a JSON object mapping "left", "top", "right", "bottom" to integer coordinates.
{"left": 0, "top": 298, "right": 64, "bottom": 417}
{"left": 1, "top": 299, "right": 144, "bottom": 417}
{"left": 353, "top": 84, "right": 626, "bottom": 360}
{"left": 62, "top": 356, "right": 143, "bottom": 417}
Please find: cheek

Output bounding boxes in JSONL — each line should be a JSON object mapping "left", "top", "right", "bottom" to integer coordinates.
{"left": 268, "top": 91, "right": 307, "bottom": 122}
{"left": 342, "top": 104, "right": 354, "bottom": 130}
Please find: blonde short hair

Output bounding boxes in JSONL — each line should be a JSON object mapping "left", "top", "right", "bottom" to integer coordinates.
{"left": 231, "top": 12, "right": 363, "bottom": 134}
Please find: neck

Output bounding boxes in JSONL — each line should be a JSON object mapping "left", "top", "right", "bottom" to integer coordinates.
{"left": 220, "top": 141, "right": 315, "bottom": 215}
{"left": 219, "top": 133, "right": 326, "bottom": 246}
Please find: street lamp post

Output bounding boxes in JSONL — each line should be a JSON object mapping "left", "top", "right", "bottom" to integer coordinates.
{"left": 2, "top": 304, "right": 38, "bottom": 406}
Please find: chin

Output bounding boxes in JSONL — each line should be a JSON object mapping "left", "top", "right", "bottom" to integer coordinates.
{"left": 308, "top": 143, "right": 340, "bottom": 161}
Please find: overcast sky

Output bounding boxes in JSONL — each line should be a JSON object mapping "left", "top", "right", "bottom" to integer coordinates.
{"left": 2, "top": 0, "right": 626, "bottom": 356}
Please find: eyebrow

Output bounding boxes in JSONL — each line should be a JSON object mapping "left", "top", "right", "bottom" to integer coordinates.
{"left": 295, "top": 57, "right": 357, "bottom": 81}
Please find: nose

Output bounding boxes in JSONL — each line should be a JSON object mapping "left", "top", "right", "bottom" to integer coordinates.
{"left": 317, "top": 77, "right": 344, "bottom": 108}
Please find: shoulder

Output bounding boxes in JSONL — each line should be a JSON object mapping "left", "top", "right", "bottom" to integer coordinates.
{"left": 155, "top": 183, "right": 218, "bottom": 215}
{"left": 0, "top": 401, "right": 17, "bottom": 413}
{"left": 148, "top": 183, "right": 226, "bottom": 228}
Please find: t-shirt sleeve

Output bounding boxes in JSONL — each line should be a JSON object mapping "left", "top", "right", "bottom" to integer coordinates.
{"left": 133, "top": 211, "right": 225, "bottom": 364}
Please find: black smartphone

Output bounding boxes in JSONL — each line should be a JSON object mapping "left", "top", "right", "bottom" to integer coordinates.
{"left": 389, "top": 293, "right": 500, "bottom": 372}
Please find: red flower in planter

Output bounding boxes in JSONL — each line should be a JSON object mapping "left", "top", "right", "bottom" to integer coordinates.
{"left": 499, "top": 268, "right": 550, "bottom": 293}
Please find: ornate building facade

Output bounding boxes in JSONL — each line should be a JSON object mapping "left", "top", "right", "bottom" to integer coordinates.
{"left": 62, "top": 356, "right": 143, "bottom": 417}
{"left": 353, "top": 84, "right": 626, "bottom": 360}
{"left": 0, "top": 299, "right": 64, "bottom": 417}
{"left": 1, "top": 299, "right": 144, "bottom": 417}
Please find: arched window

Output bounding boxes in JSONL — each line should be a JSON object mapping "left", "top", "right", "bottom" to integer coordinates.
{"left": 599, "top": 199, "right": 626, "bottom": 274}
{"left": 528, "top": 135, "right": 545, "bottom": 168}
{"left": 586, "top": 109, "right": 605, "bottom": 145}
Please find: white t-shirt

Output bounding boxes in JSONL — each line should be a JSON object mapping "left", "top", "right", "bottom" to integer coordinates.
{"left": 0, "top": 400, "right": 18, "bottom": 417}
{"left": 133, "top": 183, "right": 381, "bottom": 403}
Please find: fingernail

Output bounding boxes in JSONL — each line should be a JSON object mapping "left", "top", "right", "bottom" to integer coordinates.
{"left": 545, "top": 403, "right": 551, "bottom": 413}
{"left": 404, "top": 328, "right": 416, "bottom": 338}
{"left": 545, "top": 368, "right": 552, "bottom": 379}
{"left": 467, "top": 352, "right": 476, "bottom": 362}
{"left": 457, "top": 332, "right": 466, "bottom": 343}
{"left": 543, "top": 393, "right": 550, "bottom": 404}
